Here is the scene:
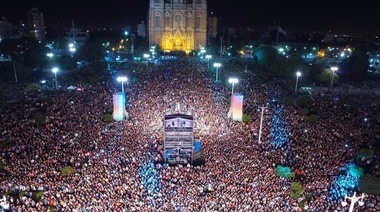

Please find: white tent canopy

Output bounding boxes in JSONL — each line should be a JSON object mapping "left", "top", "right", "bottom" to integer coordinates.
{"left": 67, "top": 85, "right": 77, "bottom": 90}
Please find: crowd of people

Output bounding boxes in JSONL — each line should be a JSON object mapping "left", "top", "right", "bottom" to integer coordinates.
{"left": 0, "top": 58, "right": 380, "bottom": 211}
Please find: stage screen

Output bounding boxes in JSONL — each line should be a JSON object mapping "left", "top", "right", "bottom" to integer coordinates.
{"left": 113, "top": 92, "right": 125, "bottom": 121}
{"left": 231, "top": 94, "right": 243, "bottom": 121}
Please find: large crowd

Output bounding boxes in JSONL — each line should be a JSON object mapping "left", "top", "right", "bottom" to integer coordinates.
{"left": 1, "top": 59, "right": 380, "bottom": 211}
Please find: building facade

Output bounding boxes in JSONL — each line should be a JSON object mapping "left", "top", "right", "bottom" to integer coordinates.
{"left": 207, "top": 14, "right": 217, "bottom": 38}
{"left": 148, "top": 0, "right": 207, "bottom": 53}
{"left": 27, "top": 8, "right": 45, "bottom": 43}
{"left": 137, "top": 21, "right": 146, "bottom": 38}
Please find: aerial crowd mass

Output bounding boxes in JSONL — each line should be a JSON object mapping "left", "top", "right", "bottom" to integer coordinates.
{"left": 0, "top": 59, "right": 380, "bottom": 211}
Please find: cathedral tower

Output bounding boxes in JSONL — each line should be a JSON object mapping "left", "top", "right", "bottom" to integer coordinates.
{"left": 148, "top": 0, "right": 207, "bottom": 53}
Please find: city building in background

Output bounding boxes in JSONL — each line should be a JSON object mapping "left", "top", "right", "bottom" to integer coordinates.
{"left": 207, "top": 12, "right": 217, "bottom": 38}
{"left": 137, "top": 21, "right": 146, "bottom": 38}
{"left": 27, "top": 8, "right": 45, "bottom": 43}
{"left": 0, "top": 18, "right": 14, "bottom": 41}
{"left": 148, "top": 0, "right": 207, "bottom": 53}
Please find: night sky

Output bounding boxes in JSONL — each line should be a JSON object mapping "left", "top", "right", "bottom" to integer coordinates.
{"left": 1, "top": 0, "right": 379, "bottom": 35}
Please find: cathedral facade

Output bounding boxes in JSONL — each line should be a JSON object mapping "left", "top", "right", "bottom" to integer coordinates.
{"left": 148, "top": 0, "right": 207, "bottom": 53}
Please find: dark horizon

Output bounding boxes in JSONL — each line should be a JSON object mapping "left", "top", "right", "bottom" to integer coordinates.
{"left": 1, "top": 0, "right": 380, "bottom": 35}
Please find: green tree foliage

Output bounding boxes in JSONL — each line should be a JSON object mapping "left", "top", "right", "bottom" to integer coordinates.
{"left": 51, "top": 37, "right": 69, "bottom": 51}
{"left": 0, "top": 160, "right": 4, "bottom": 172}
{"left": 242, "top": 114, "right": 252, "bottom": 123}
{"left": 308, "top": 114, "right": 319, "bottom": 123}
{"left": 283, "top": 54, "right": 310, "bottom": 79}
{"left": 56, "top": 55, "right": 76, "bottom": 71}
{"left": 282, "top": 96, "right": 294, "bottom": 106}
{"left": 290, "top": 182, "right": 305, "bottom": 200}
{"left": 299, "top": 108, "right": 310, "bottom": 116}
{"left": 35, "top": 191, "right": 44, "bottom": 202}
{"left": 341, "top": 44, "right": 371, "bottom": 80}
{"left": 33, "top": 111, "right": 46, "bottom": 125}
{"left": 75, "top": 38, "right": 105, "bottom": 65}
{"left": 104, "top": 114, "right": 114, "bottom": 122}
{"left": 23, "top": 49, "right": 45, "bottom": 68}
{"left": 0, "top": 83, "right": 6, "bottom": 107}
{"left": 274, "top": 165, "right": 295, "bottom": 179}
{"left": 316, "top": 70, "right": 338, "bottom": 86}
{"left": 25, "top": 83, "right": 42, "bottom": 92}
{"left": 359, "top": 174, "right": 380, "bottom": 195}
{"left": 61, "top": 166, "right": 76, "bottom": 177}
{"left": 355, "top": 148, "right": 375, "bottom": 160}
{"left": 253, "top": 45, "right": 278, "bottom": 66}
{"left": 309, "top": 63, "right": 324, "bottom": 82}
{"left": 296, "top": 96, "right": 311, "bottom": 108}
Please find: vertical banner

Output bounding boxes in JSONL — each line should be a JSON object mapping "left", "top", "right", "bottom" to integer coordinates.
{"left": 231, "top": 94, "right": 244, "bottom": 121}
{"left": 113, "top": 92, "right": 125, "bottom": 121}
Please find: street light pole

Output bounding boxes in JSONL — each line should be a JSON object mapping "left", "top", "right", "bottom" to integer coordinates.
{"left": 330, "top": 66, "right": 338, "bottom": 87}
{"left": 205, "top": 55, "right": 212, "bottom": 69}
{"left": 12, "top": 61, "right": 18, "bottom": 83}
{"left": 52, "top": 67, "right": 59, "bottom": 89}
{"left": 117, "top": 76, "right": 128, "bottom": 93}
{"left": 258, "top": 106, "right": 267, "bottom": 144}
{"left": 213, "top": 63, "right": 221, "bottom": 82}
{"left": 341, "top": 192, "right": 365, "bottom": 212}
{"left": 295, "top": 71, "right": 301, "bottom": 93}
{"left": 228, "top": 77, "right": 238, "bottom": 95}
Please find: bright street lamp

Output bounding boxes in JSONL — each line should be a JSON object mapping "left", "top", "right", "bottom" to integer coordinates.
{"left": 205, "top": 55, "right": 212, "bottom": 69}
{"left": 341, "top": 192, "right": 365, "bottom": 212}
{"left": 228, "top": 77, "right": 238, "bottom": 95}
{"left": 295, "top": 71, "right": 301, "bottom": 93}
{"left": 213, "top": 63, "right": 221, "bottom": 82}
{"left": 47, "top": 53, "right": 54, "bottom": 62}
{"left": 117, "top": 76, "right": 128, "bottom": 93}
{"left": 52, "top": 67, "right": 59, "bottom": 89}
{"left": 200, "top": 48, "right": 206, "bottom": 59}
{"left": 143, "top": 54, "right": 150, "bottom": 69}
{"left": 258, "top": 106, "right": 267, "bottom": 144}
{"left": 330, "top": 66, "right": 338, "bottom": 87}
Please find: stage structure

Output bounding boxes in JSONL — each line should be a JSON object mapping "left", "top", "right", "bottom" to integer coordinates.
{"left": 229, "top": 94, "right": 244, "bottom": 121}
{"left": 112, "top": 92, "right": 127, "bottom": 121}
{"left": 164, "top": 113, "right": 194, "bottom": 164}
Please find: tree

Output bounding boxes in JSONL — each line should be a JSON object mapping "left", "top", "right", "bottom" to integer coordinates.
{"left": 299, "top": 108, "right": 310, "bottom": 116}
{"left": 0, "top": 82, "right": 6, "bottom": 107}
{"left": 242, "top": 114, "right": 252, "bottom": 123}
{"left": 296, "top": 96, "right": 311, "bottom": 108}
{"left": 282, "top": 96, "right": 294, "bottom": 106}
{"left": 33, "top": 111, "right": 46, "bottom": 125}
{"left": 25, "top": 83, "right": 42, "bottom": 92}
{"left": 283, "top": 54, "right": 310, "bottom": 79}
{"left": 308, "top": 114, "right": 319, "bottom": 123}
{"left": 56, "top": 55, "right": 76, "bottom": 71}
{"left": 252, "top": 45, "right": 278, "bottom": 66}
{"left": 359, "top": 174, "right": 380, "bottom": 195}
{"left": 61, "top": 166, "right": 76, "bottom": 177}
{"left": 290, "top": 182, "right": 305, "bottom": 200}
{"left": 340, "top": 43, "right": 372, "bottom": 80}
{"left": 316, "top": 70, "right": 338, "bottom": 86}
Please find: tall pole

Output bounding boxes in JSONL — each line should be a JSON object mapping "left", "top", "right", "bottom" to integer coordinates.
{"left": 121, "top": 81, "right": 124, "bottom": 93}
{"left": 54, "top": 72, "right": 58, "bottom": 89}
{"left": 258, "top": 106, "right": 267, "bottom": 144}
{"left": 220, "top": 35, "right": 223, "bottom": 58}
{"left": 216, "top": 67, "right": 219, "bottom": 82}
{"left": 131, "top": 34, "right": 134, "bottom": 57}
{"left": 342, "top": 192, "right": 365, "bottom": 212}
{"left": 12, "top": 61, "right": 18, "bottom": 83}
{"left": 295, "top": 72, "right": 301, "bottom": 93}
{"left": 231, "top": 82, "right": 235, "bottom": 95}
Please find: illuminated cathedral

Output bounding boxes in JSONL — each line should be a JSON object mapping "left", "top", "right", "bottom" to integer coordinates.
{"left": 148, "top": 0, "right": 207, "bottom": 53}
